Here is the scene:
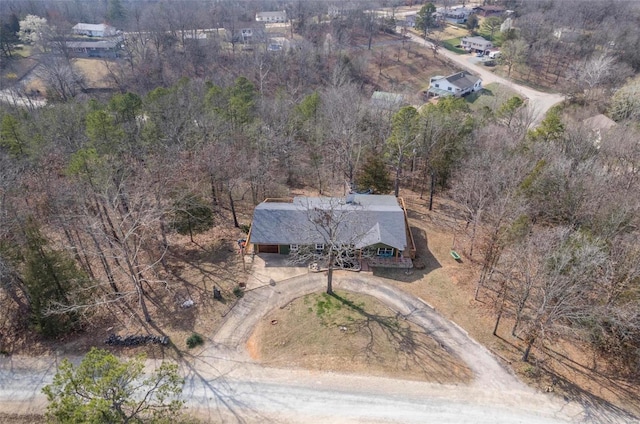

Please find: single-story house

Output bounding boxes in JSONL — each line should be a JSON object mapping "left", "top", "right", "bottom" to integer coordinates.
{"left": 256, "top": 11, "right": 287, "bottom": 23}
{"left": 247, "top": 195, "right": 415, "bottom": 267}
{"left": 461, "top": 36, "right": 493, "bottom": 53}
{"left": 72, "top": 23, "right": 117, "bottom": 37}
{"left": 436, "top": 6, "right": 474, "bottom": 24}
{"left": 473, "top": 5, "right": 505, "bottom": 17}
{"left": 66, "top": 39, "right": 121, "bottom": 58}
{"left": 428, "top": 71, "right": 482, "bottom": 98}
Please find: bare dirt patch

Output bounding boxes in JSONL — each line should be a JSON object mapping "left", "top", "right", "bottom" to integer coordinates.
{"left": 346, "top": 29, "right": 458, "bottom": 103}
{"left": 248, "top": 290, "right": 472, "bottom": 384}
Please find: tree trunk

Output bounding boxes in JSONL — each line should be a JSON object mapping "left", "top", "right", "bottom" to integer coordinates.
{"left": 72, "top": 227, "right": 96, "bottom": 280}
{"left": 210, "top": 174, "right": 218, "bottom": 207}
{"left": 136, "top": 279, "right": 152, "bottom": 323}
{"left": 229, "top": 188, "right": 240, "bottom": 228}
{"left": 522, "top": 335, "right": 536, "bottom": 362}
{"left": 429, "top": 172, "right": 435, "bottom": 211}
{"left": 89, "top": 230, "right": 120, "bottom": 294}
{"left": 493, "top": 309, "right": 502, "bottom": 336}
{"left": 327, "top": 251, "right": 335, "bottom": 295}
{"left": 394, "top": 160, "right": 401, "bottom": 197}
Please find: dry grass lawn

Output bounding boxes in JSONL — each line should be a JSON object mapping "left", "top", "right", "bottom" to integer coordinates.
{"left": 248, "top": 290, "right": 472, "bottom": 384}
{"left": 72, "top": 58, "right": 114, "bottom": 89}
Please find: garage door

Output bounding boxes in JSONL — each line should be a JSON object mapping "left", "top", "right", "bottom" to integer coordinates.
{"left": 257, "top": 244, "right": 279, "bottom": 253}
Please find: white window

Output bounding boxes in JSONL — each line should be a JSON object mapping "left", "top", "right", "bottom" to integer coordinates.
{"left": 289, "top": 244, "right": 299, "bottom": 251}
{"left": 377, "top": 247, "right": 394, "bottom": 257}
{"left": 447, "top": 87, "right": 452, "bottom": 91}
{"left": 315, "top": 243, "right": 325, "bottom": 251}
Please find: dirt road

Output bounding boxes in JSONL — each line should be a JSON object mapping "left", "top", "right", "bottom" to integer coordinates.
{"left": 405, "top": 32, "right": 565, "bottom": 125}
{"left": 0, "top": 272, "right": 628, "bottom": 423}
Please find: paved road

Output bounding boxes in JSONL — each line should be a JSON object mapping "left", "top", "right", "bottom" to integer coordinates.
{"left": 0, "top": 63, "right": 47, "bottom": 109}
{"left": 405, "top": 32, "right": 565, "bottom": 125}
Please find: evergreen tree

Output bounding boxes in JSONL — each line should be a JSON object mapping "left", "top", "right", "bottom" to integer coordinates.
{"left": 107, "top": 0, "right": 126, "bottom": 27}
{"left": 22, "top": 219, "right": 88, "bottom": 336}
{"left": 356, "top": 153, "right": 392, "bottom": 194}
{"left": 415, "top": 3, "right": 436, "bottom": 38}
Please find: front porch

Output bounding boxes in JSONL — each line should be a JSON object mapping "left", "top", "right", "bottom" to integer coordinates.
{"left": 364, "top": 256, "right": 413, "bottom": 269}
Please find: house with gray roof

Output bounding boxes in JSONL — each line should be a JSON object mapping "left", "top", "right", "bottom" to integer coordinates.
{"left": 460, "top": 36, "right": 493, "bottom": 53}
{"left": 72, "top": 23, "right": 118, "bottom": 37}
{"left": 247, "top": 195, "right": 415, "bottom": 266}
{"left": 66, "top": 39, "right": 121, "bottom": 58}
{"left": 428, "top": 71, "right": 482, "bottom": 98}
{"left": 437, "top": 6, "right": 474, "bottom": 24}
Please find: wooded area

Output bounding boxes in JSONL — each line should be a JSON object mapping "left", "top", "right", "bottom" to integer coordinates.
{"left": 1, "top": 0, "right": 639, "bottom": 412}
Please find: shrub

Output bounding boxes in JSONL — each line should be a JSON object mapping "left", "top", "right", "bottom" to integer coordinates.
{"left": 186, "top": 333, "right": 204, "bottom": 349}
{"left": 233, "top": 286, "right": 244, "bottom": 298}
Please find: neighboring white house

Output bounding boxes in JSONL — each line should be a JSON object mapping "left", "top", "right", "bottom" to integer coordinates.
{"left": 328, "top": 3, "right": 360, "bottom": 17}
{"left": 72, "top": 23, "right": 117, "bottom": 37}
{"left": 436, "top": 6, "right": 474, "bottom": 24}
{"left": 256, "top": 11, "right": 287, "bottom": 23}
{"left": 460, "top": 36, "right": 493, "bottom": 53}
{"left": 428, "top": 71, "right": 482, "bottom": 98}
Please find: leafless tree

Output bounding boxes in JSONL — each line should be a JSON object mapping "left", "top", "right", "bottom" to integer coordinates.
{"left": 321, "top": 84, "right": 368, "bottom": 187}
{"left": 35, "top": 56, "right": 85, "bottom": 101}
{"left": 500, "top": 39, "right": 528, "bottom": 78}
{"left": 288, "top": 197, "right": 374, "bottom": 294}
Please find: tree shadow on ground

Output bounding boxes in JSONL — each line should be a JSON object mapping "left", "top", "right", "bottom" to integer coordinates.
{"left": 535, "top": 348, "right": 640, "bottom": 423}
{"left": 327, "top": 292, "right": 472, "bottom": 383}
{"left": 411, "top": 225, "right": 441, "bottom": 272}
{"left": 494, "top": 328, "right": 640, "bottom": 422}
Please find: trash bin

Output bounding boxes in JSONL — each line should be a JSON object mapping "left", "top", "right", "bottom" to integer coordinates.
{"left": 213, "top": 286, "right": 222, "bottom": 300}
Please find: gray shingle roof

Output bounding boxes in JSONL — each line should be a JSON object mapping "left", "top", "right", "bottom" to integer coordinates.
{"left": 445, "top": 72, "right": 480, "bottom": 90}
{"left": 249, "top": 195, "right": 407, "bottom": 251}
